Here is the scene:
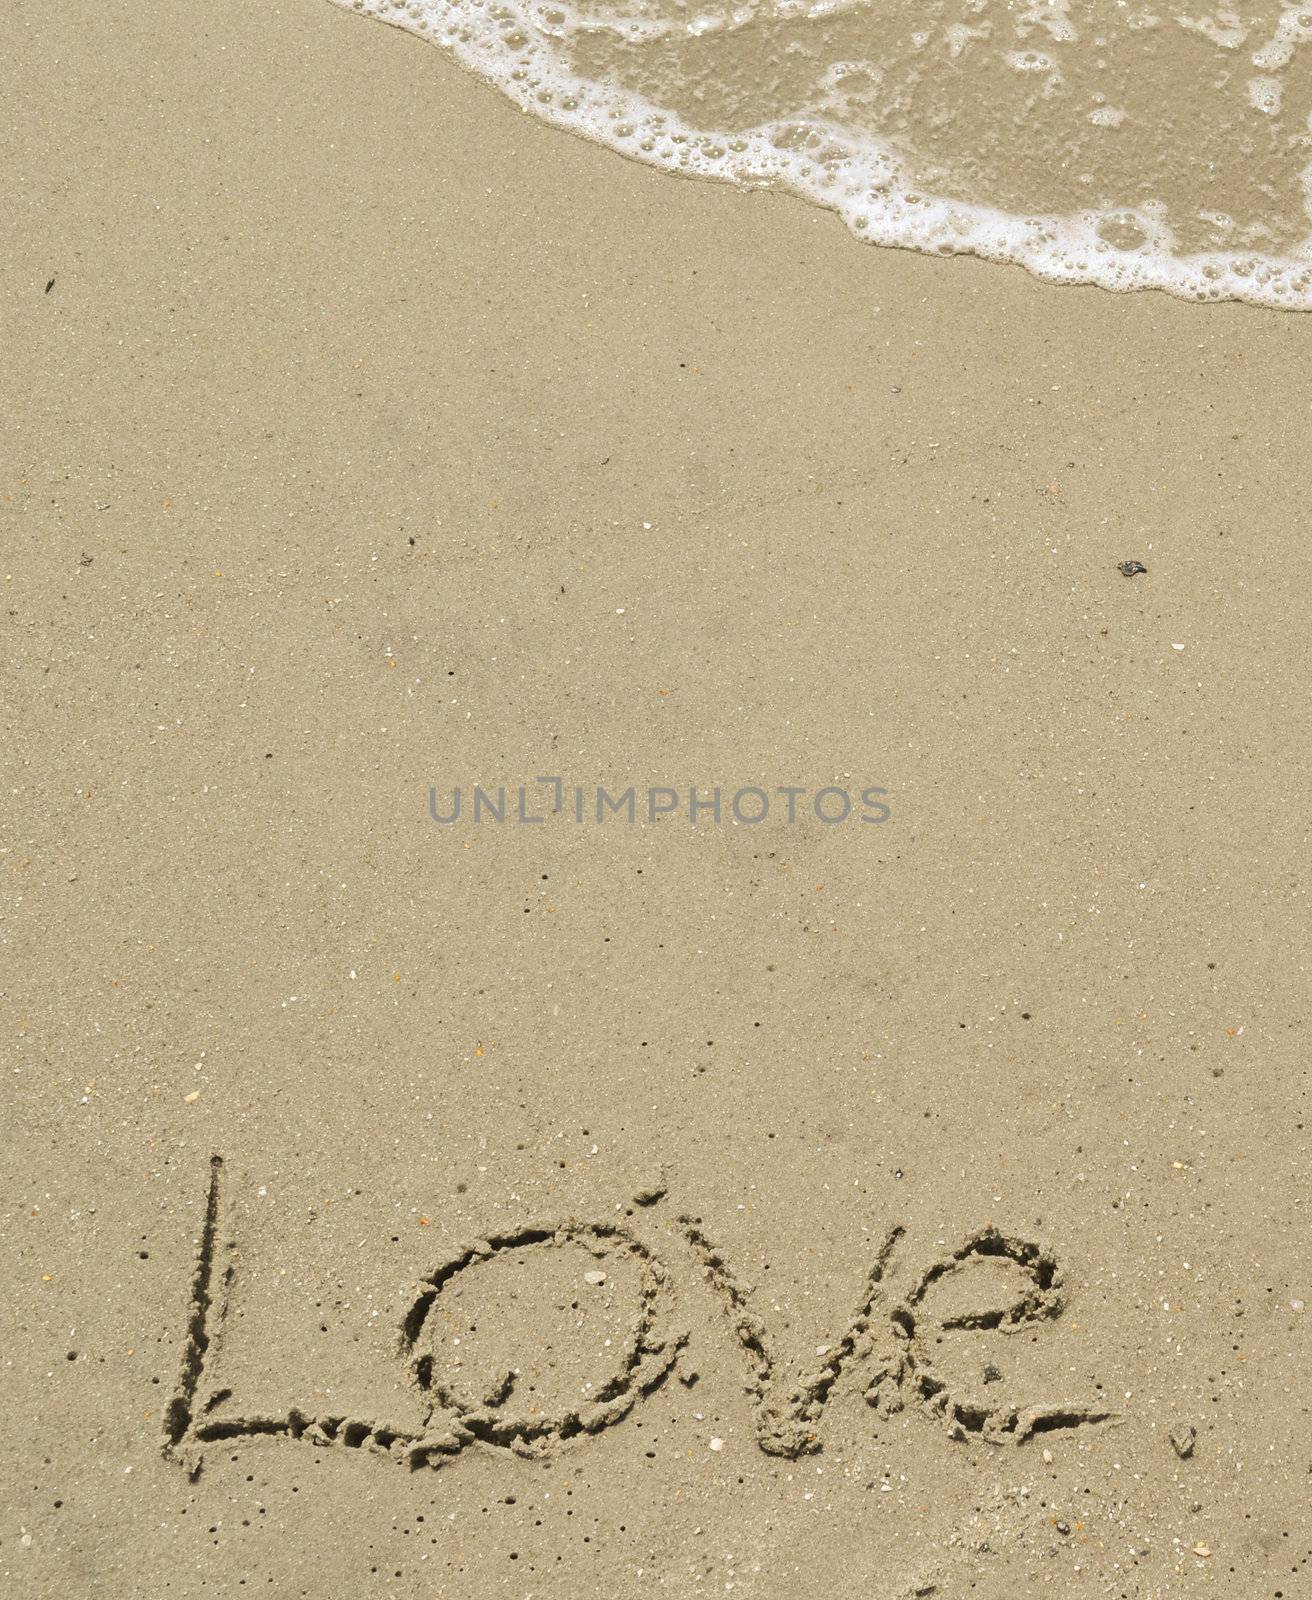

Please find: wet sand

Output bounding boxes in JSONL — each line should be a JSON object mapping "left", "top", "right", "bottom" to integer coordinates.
{"left": 3, "top": 0, "right": 1311, "bottom": 1595}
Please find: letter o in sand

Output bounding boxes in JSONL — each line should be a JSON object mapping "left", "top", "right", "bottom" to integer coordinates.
{"left": 401, "top": 1222, "right": 683, "bottom": 1459}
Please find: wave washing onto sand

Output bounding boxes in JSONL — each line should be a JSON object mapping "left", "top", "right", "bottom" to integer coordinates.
{"left": 337, "top": 0, "right": 1312, "bottom": 307}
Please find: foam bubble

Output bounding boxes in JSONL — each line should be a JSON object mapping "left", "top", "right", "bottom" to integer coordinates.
{"left": 338, "top": 0, "right": 1312, "bottom": 308}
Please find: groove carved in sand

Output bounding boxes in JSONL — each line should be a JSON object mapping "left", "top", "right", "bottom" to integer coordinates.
{"left": 164, "top": 1158, "right": 1119, "bottom": 1476}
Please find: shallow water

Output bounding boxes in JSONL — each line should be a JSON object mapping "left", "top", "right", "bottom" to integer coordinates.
{"left": 336, "top": 0, "right": 1312, "bottom": 307}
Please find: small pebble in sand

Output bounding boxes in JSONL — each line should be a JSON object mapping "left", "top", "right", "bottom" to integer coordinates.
{"left": 183, "top": 1089, "right": 201, "bottom": 1104}
{"left": 1117, "top": 559, "right": 1148, "bottom": 576}
{"left": 1193, "top": 1544, "right": 1211, "bottom": 1558}
{"left": 709, "top": 1437, "right": 724, "bottom": 1452}
{"left": 1291, "top": 1298, "right": 1305, "bottom": 1312}
{"left": 1170, "top": 1425, "right": 1196, "bottom": 1459}
{"left": 583, "top": 1270, "right": 606, "bottom": 1285}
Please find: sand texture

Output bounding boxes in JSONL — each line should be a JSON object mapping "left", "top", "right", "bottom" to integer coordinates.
{"left": 3, "top": 1, "right": 1311, "bottom": 1596}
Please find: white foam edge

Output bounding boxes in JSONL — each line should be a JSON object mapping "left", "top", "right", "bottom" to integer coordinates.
{"left": 341, "top": 0, "right": 1312, "bottom": 310}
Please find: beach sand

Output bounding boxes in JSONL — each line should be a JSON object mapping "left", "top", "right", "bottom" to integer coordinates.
{"left": 3, "top": 0, "right": 1311, "bottom": 1595}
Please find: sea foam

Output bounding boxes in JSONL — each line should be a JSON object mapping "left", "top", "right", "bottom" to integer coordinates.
{"left": 335, "top": 0, "right": 1312, "bottom": 308}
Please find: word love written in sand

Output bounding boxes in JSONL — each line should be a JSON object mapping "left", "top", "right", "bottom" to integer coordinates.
{"left": 164, "top": 1158, "right": 1117, "bottom": 1477}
